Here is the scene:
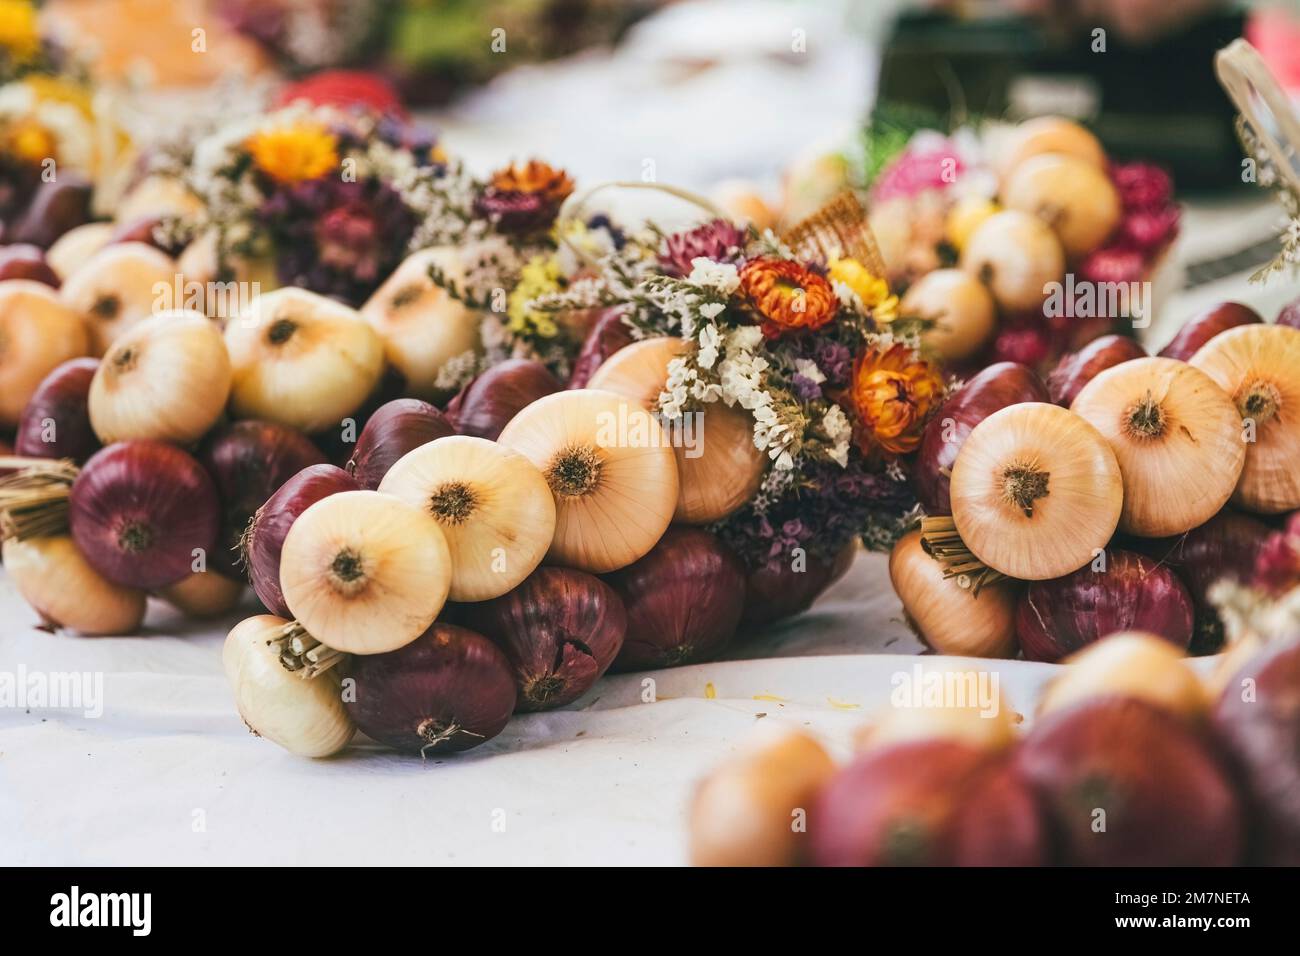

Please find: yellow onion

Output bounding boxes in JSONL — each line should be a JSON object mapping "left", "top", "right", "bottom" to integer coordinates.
{"left": 950, "top": 402, "right": 1122, "bottom": 580}
{"left": 854, "top": 667, "right": 1019, "bottom": 753}
{"left": 999, "top": 116, "right": 1107, "bottom": 177}
{"left": 888, "top": 530, "right": 1018, "bottom": 658}
{"left": 378, "top": 435, "right": 556, "bottom": 602}
{"left": 0, "top": 280, "right": 89, "bottom": 426}
{"left": 360, "top": 247, "right": 482, "bottom": 401}
{"left": 59, "top": 242, "right": 177, "bottom": 354}
{"left": 176, "top": 229, "right": 280, "bottom": 319}
{"left": 46, "top": 222, "right": 114, "bottom": 281}
{"left": 159, "top": 570, "right": 245, "bottom": 619}
{"left": 689, "top": 728, "right": 836, "bottom": 867}
{"left": 88, "top": 310, "right": 231, "bottom": 445}
{"left": 279, "top": 490, "right": 451, "bottom": 654}
{"left": 497, "top": 389, "right": 679, "bottom": 573}
{"left": 960, "top": 210, "right": 1065, "bottom": 312}
{"left": 1071, "top": 356, "right": 1245, "bottom": 536}
{"left": 225, "top": 287, "right": 384, "bottom": 433}
{"left": 900, "top": 268, "right": 997, "bottom": 363}
{"left": 1039, "top": 631, "right": 1207, "bottom": 720}
{"left": 587, "top": 338, "right": 764, "bottom": 524}
{"left": 223, "top": 614, "right": 355, "bottom": 758}
{"left": 1189, "top": 324, "right": 1300, "bottom": 513}
{"left": 3, "top": 535, "right": 146, "bottom": 635}
{"left": 1000, "top": 153, "right": 1121, "bottom": 259}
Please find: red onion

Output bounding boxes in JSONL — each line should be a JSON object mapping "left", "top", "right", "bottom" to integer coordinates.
{"left": 244, "top": 463, "right": 360, "bottom": 617}
{"left": 14, "top": 357, "right": 100, "bottom": 463}
{"left": 740, "top": 543, "right": 854, "bottom": 628}
{"left": 347, "top": 398, "right": 456, "bottom": 490}
{"left": 310, "top": 364, "right": 407, "bottom": 466}
{"left": 199, "top": 420, "right": 327, "bottom": 577}
{"left": 1016, "top": 548, "right": 1193, "bottom": 662}
{"left": 446, "top": 358, "right": 562, "bottom": 441}
{"left": 10, "top": 175, "right": 92, "bottom": 248}
{"left": 69, "top": 440, "right": 220, "bottom": 589}
{"left": 1158, "top": 301, "right": 1261, "bottom": 361}
{"left": 606, "top": 527, "right": 746, "bottom": 671}
{"left": 0, "top": 243, "right": 60, "bottom": 287}
{"left": 108, "top": 215, "right": 178, "bottom": 255}
{"left": 914, "top": 362, "right": 1049, "bottom": 515}
{"left": 810, "top": 740, "right": 1049, "bottom": 866}
{"left": 1213, "top": 637, "right": 1300, "bottom": 865}
{"left": 462, "top": 567, "right": 626, "bottom": 711}
{"left": 1277, "top": 294, "right": 1300, "bottom": 330}
{"left": 567, "top": 308, "right": 636, "bottom": 388}
{"left": 344, "top": 622, "right": 516, "bottom": 754}
{"left": 1046, "top": 334, "right": 1145, "bottom": 407}
{"left": 1017, "top": 697, "right": 1243, "bottom": 865}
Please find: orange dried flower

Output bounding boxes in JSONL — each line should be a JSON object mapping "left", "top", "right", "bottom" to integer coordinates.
{"left": 739, "top": 257, "right": 837, "bottom": 334}
{"left": 488, "top": 160, "right": 575, "bottom": 204}
{"left": 850, "top": 343, "right": 942, "bottom": 455}
{"left": 478, "top": 160, "right": 575, "bottom": 234}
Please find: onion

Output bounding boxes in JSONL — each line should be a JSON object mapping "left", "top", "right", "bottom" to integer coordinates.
{"left": 690, "top": 728, "right": 836, "bottom": 866}
{"left": 1190, "top": 324, "right": 1300, "bottom": 513}
{"left": 607, "top": 527, "right": 746, "bottom": 670}
{"left": 811, "top": 740, "right": 1048, "bottom": 866}
{"left": 462, "top": 567, "right": 626, "bottom": 711}
{"left": 199, "top": 420, "right": 327, "bottom": 577}
{"left": 10, "top": 176, "right": 92, "bottom": 248}
{"left": 740, "top": 543, "right": 852, "bottom": 627}
{"left": 225, "top": 287, "right": 384, "bottom": 433}
{"left": 1039, "top": 631, "right": 1207, "bottom": 719}
{"left": 343, "top": 622, "right": 516, "bottom": 754}
{"left": 0, "top": 244, "right": 60, "bottom": 287}
{"left": 347, "top": 398, "right": 455, "bottom": 490}
{"left": 588, "top": 338, "right": 765, "bottom": 524}
{"left": 567, "top": 307, "right": 636, "bottom": 388}
{"left": 888, "top": 530, "right": 1019, "bottom": 658}
{"left": 70, "top": 440, "right": 220, "bottom": 590}
{"left": 45, "top": 222, "right": 113, "bottom": 281}
{"left": 1279, "top": 294, "right": 1300, "bottom": 330}
{"left": 1000, "top": 153, "right": 1121, "bottom": 258}
{"left": 244, "top": 464, "right": 360, "bottom": 617}
{"left": 1016, "top": 696, "right": 1243, "bottom": 865}
{"left": 159, "top": 570, "right": 245, "bottom": 618}
{"left": 1071, "top": 356, "right": 1245, "bottom": 536}
{"left": 948, "top": 402, "right": 1122, "bottom": 580}
{"left": 359, "top": 247, "right": 481, "bottom": 401}
{"left": 915, "top": 361, "right": 1049, "bottom": 515}
{"left": 88, "top": 310, "right": 232, "bottom": 445}
{"left": 378, "top": 435, "right": 555, "bottom": 602}
{"left": 1047, "top": 334, "right": 1145, "bottom": 407}
{"left": 14, "top": 357, "right": 100, "bottom": 463}
{"left": 497, "top": 389, "right": 679, "bottom": 573}
{"left": 1213, "top": 637, "right": 1300, "bottom": 865}
{"left": 960, "top": 210, "right": 1065, "bottom": 312}
{"left": 279, "top": 489, "right": 451, "bottom": 654}
{"left": 999, "top": 116, "right": 1107, "bottom": 176}
{"left": 223, "top": 615, "right": 355, "bottom": 758}
{"left": 310, "top": 364, "right": 407, "bottom": 468}
{"left": 446, "top": 358, "right": 562, "bottom": 441}
{"left": 855, "top": 668, "right": 1018, "bottom": 752}
{"left": 1016, "top": 548, "right": 1193, "bottom": 662}
{"left": 1158, "top": 301, "right": 1261, "bottom": 361}
{"left": 0, "top": 280, "right": 89, "bottom": 427}
{"left": 2, "top": 535, "right": 146, "bottom": 635}
{"left": 58, "top": 242, "right": 176, "bottom": 354}
{"left": 177, "top": 228, "right": 280, "bottom": 320}
{"left": 900, "top": 268, "right": 997, "bottom": 364}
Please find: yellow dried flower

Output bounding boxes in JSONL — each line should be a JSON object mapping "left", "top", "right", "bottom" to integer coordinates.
{"left": 246, "top": 122, "right": 339, "bottom": 185}
{"left": 507, "top": 255, "right": 562, "bottom": 338}
{"left": 0, "top": 0, "right": 40, "bottom": 62}
{"left": 829, "top": 256, "right": 899, "bottom": 322}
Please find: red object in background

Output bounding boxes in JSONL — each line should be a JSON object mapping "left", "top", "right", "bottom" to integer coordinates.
{"left": 1248, "top": 8, "right": 1300, "bottom": 93}
{"left": 274, "top": 70, "right": 407, "bottom": 118}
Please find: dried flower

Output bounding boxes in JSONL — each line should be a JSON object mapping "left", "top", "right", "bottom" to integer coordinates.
{"left": 849, "top": 343, "right": 942, "bottom": 455}
{"left": 828, "top": 256, "right": 899, "bottom": 321}
{"left": 1111, "top": 161, "right": 1173, "bottom": 211}
{"left": 659, "top": 219, "right": 747, "bottom": 277}
{"left": 0, "top": 0, "right": 40, "bottom": 63}
{"left": 739, "top": 256, "right": 837, "bottom": 335}
{"left": 476, "top": 159, "right": 574, "bottom": 235}
{"left": 246, "top": 121, "right": 339, "bottom": 184}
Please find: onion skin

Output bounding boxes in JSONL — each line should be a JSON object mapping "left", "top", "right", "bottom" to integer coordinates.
{"left": 1016, "top": 549, "right": 1193, "bottom": 663}
{"left": 3, "top": 535, "right": 146, "bottom": 635}
{"left": 1278, "top": 295, "right": 1300, "bottom": 330}
{"left": 0, "top": 279, "right": 89, "bottom": 426}
{"left": 959, "top": 210, "right": 1065, "bottom": 313}
{"left": 810, "top": 740, "right": 1049, "bottom": 866}
{"left": 347, "top": 398, "right": 456, "bottom": 490}
{"left": 463, "top": 567, "right": 626, "bottom": 711}
{"left": 1016, "top": 696, "right": 1243, "bottom": 866}
{"left": 739, "top": 552, "right": 836, "bottom": 628}
{"left": 199, "top": 420, "right": 327, "bottom": 577}
{"left": 567, "top": 307, "right": 635, "bottom": 389}
{"left": 14, "top": 357, "right": 101, "bottom": 463}
{"left": 446, "top": 358, "right": 562, "bottom": 441}
{"left": 607, "top": 528, "right": 746, "bottom": 671}
{"left": 1212, "top": 637, "right": 1300, "bottom": 865}
{"left": 1158, "top": 301, "right": 1261, "bottom": 361}
{"left": 915, "top": 362, "right": 1048, "bottom": 515}
{"left": 70, "top": 441, "right": 220, "bottom": 590}
{"left": 344, "top": 623, "right": 516, "bottom": 754}
{"left": 159, "top": 570, "right": 245, "bottom": 618}
{"left": 0, "top": 244, "right": 60, "bottom": 288}
{"left": 1047, "top": 335, "right": 1145, "bottom": 407}
{"left": 1039, "top": 631, "right": 1207, "bottom": 720}
{"left": 245, "top": 464, "right": 360, "bottom": 617}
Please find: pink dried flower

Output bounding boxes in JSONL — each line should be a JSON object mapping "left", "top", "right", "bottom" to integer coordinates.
{"left": 658, "top": 219, "right": 747, "bottom": 277}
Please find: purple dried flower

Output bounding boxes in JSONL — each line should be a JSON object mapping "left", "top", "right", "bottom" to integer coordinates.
{"left": 792, "top": 373, "right": 823, "bottom": 402}
{"left": 659, "top": 218, "right": 747, "bottom": 277}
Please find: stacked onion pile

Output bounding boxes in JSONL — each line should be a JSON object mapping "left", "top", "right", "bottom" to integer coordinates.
{"left": 690, "top": 630, "right": 1300, "bottom": 866}
{"left": 892, "top": 299, "right": 1300, "bottom": 662}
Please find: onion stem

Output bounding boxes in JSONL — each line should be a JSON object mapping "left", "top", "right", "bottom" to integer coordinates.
{"left": 270, "top": 621, "right": 347, "bottom": 680}
{"left": 1000, "top": 461, "right": 1050, "bottom": 517}
{"left": 919, "top": 515, "right": 1007, "bottom": 595}
{"left": 546, "top": 444, "right": 603, "bottom": 498}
